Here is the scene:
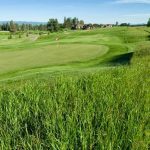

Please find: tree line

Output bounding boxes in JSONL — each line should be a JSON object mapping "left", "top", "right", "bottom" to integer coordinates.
{"left": 0, "top": 17, "right": 86, "bottom": 33}
{"left": 0, "top": 18, "right": 150, "bottom": 33}
{"left": 0, "top": 21, "right": 47, "bottom": 32}
{"left": 0, "top": 17, "right": 112, "bottom": 33}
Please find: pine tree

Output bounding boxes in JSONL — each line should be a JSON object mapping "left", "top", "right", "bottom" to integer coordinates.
{"left": 9, "top": 20, "right": 17, "bottom": 33}
{"left": 147, "top": 18, "right": 150, "bottom": 27}
{"left": 47, "top": 19, "right": 60, "bottom": 32}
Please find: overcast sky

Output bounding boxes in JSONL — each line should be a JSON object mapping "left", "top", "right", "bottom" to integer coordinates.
{"left": 0, "top": 0, "right": 150, "bottom": 24}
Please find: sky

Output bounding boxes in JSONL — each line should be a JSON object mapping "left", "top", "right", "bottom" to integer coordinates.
{"left": 0, "top": 0, "right": 150, "bottom": 24}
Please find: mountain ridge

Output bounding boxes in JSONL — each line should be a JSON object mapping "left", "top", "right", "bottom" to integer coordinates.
{"left": 0, "top": 21, "right": 46, "bottom": 25}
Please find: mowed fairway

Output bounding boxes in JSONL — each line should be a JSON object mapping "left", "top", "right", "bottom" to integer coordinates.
{"left": 0, "top": 27, "right": 135, "bottom": 79}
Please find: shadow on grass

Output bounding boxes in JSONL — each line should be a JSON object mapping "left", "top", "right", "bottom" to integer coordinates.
{"left": 147, "top": 35, "right": 150, "bottom": 41}
{"left": 108, "top": 52, "right": 134, "bottom": 66}
{"left": 144, "top": 30, "right": 150, "bottom": 41}
{"left": 144, "top": 30, "right": 150, "bottom": 33}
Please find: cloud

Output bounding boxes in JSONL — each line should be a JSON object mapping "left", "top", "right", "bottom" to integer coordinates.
{"left": 115, "top": 0, "right": 150, "bottom": 4}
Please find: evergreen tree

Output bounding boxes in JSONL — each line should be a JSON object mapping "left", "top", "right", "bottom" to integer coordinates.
{"left": 47, "top": 19, "right": 55, "bottom": 32}
{"left": 116, "top": 21, "right": 119, "bottom": 26}
{"left": 21, "top": 24, "right": 26, "bottom": 31}
{"left": 47, "top": 19, "right": 60, "bottom": 32}
{"left": 147, "top": 18, "right": 150, "bottom": 27}
{"left": 9, "top": 20, "right": 17, "bottom": 33}
{"left": 53, "top": 19, "right": 59, "bottom": 31}
{"left": 6, "top": 23, "right": 10, "bottom": 31}
{"left": 63, "top": 17, "right": 73, "bottom": 29}
{"left": 64, "top": 17, "right": 67, "bottom": 28}
{"left": 72, "top": 17, "right": 78, "bottom": 27}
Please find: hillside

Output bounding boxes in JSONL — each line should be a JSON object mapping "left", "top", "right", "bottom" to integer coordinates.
{"left": 0, "top": 27, "right": 149, "bottom": 81}
{"left": 0, "top": 27, "right": 149, "bottom": 149}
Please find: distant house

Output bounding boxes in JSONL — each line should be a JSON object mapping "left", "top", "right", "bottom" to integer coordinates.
{"left": 71, "top": 24, "right": 93, "bottom": 30}
{"left": 71, "top": 23, "right": 113, "bottom": 30}
{"left": 72, "top": 24, "right": 82, "bottom": 30}
{"left": 83, "top": 24, "right": 93, "bottom": 30}
{"left": 107, "top": 24, "right": 113, "bottom": 28}
{"left": 102, "top": 24, "right": 113, "bottom": 28}
{"left": 71, "top": 23, "right": 84, "bottom": 30}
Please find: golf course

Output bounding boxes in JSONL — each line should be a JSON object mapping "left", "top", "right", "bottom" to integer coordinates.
{"left": 0, "top": 27, "right": 149, "bottom": 149}
{"left": 0, "top": 27, "right": 142, "bottom": 80}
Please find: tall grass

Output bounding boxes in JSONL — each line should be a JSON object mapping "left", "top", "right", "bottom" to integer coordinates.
{"left": 0, "top": 27, "right": 149, "bottom": 149}
{"left": 0, "top": 53, "right": 149, "bottom": 149}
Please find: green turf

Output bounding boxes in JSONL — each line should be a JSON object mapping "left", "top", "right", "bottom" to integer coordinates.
{"left": 1, "top": 27, "right": 149, "bottom": 80}
{"left": 0, "top": 44, "right": 108, "bottom": 74}
{"left": 0, "top": 27, "right": 149, "bottom": 149}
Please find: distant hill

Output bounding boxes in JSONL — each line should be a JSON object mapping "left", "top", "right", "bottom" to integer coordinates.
{"left": 0, "top": 21, "right": 46, "bottom": 25}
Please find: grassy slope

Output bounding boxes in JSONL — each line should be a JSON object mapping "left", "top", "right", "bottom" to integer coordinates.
{"left": 0, "top": 27, "right": 149, "bottom": 149}
{"left": 1, "top": 27, "right": 148, "bottom": 81}
{"left": 0, "top": 51, "right": 149, "bottom": 150}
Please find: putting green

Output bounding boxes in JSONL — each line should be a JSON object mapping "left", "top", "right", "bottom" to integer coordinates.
{"left": 0, "top": 44, "right": 108, "bottom": 74}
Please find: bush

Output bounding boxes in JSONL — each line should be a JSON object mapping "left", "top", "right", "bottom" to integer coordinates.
{"left": 8, "top": 34, "right": 13, "bottom": 39}
{"left": 19, "top": 34, "right": 22, "bottom": 38}
{"left": 26, "top": 32, "right": 29, "bottom": 37}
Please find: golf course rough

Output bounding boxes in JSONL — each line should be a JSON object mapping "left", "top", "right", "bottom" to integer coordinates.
{"left": 0, "top": 27, "right": 149, "bottom": 149}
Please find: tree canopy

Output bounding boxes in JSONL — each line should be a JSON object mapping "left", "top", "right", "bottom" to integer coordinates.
{"left": 47, "top": 19, "right": 59, "bottom": 32}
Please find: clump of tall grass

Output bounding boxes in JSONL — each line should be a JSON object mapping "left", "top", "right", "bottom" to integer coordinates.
{"left": 0, "top": 58, "right": 149, "bottom": 149}
{"left": 8, "top": 34, "right": 13, "bottom": 39}
{"left": 0, "top": 43, "right": 149, "bottom": 149}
